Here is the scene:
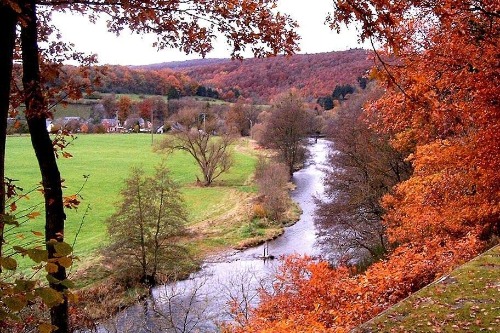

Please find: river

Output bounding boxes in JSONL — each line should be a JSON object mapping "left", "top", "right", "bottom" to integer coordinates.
{"left": 97, "top": 139, "right": 331, "bottom": 333}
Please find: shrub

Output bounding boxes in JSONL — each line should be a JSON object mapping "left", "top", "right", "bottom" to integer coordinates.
{"left": 254, "top": 157, "right": 289, "bottom": 221}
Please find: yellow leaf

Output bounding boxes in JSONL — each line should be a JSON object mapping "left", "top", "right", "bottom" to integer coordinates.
{"left": 35, "top": 287, "right": 64, "bottom": 308}
{"left": 1, "top": 257, "right": 17, "bottom": 270}
{"left": 4, "top": 296, "right": 27, "bottom": 312}
{"left": 32, "top": 230, "right": 43, "bottom": 237}
{"left": 28, "top": 212, "right": 41, "bottom": 219}
{"left": 58, "top": 256, "right": 73, "bottom": 268}
{"left": 66, "top": 292, "right": 79, "bottom": 303}
{"left": 54, "top": 242, "right": 72, "bottom": 257}
{"left": 38, "top": 323, "right": 57, "bottom": 333}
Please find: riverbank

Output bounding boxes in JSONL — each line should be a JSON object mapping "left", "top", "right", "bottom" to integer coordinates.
{"left": 70, "top": 142, "right": 302, "bottom": 328}
{"left": 72, "top": 197, "right": 301, "bottom": 327}
{"left": 71, "top": 139, "right": 330, "bottom": 331}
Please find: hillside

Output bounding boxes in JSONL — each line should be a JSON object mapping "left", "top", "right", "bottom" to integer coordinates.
{"left": 141, "top": 58, "right": 229, "bottom": 70}
{"left": 147, "top": 49, "right": 373, "bottom": 102}
{"left": 354, "top": 245, "right": 500, "bottom": 332}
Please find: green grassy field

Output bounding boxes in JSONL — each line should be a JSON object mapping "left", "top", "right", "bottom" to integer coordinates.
{"left": 5, "top": 134, "right": 258, "bottom": 270}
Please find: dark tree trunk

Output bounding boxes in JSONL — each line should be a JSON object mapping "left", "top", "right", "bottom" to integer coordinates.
{"left": 0, "top": 4, "right": 18, "bottom": 271}
{"left": 20, "top": 1, "right": 69, "bottom": 332}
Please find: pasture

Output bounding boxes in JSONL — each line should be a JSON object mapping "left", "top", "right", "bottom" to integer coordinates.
{"left": 5, "top": 134, "right": 258, "bottom": 269}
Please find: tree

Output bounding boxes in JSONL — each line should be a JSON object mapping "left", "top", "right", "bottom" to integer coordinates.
{"left": 331, "top": 84, "right": 355, "bottom": 101}
{"left": 330, "top": 0, "right": 499, "bottom": 246}
{"left": 234, "top": 1, "right": 499, "bottom": 332}
{"left": 316, "top": 85, "right": 412, "bottom": 262}
{"left": 0, "top": 5, "right": 17, "bottom": 267}
{"left": 357, "top": 76, "right": 368, "bottom": 89}
{"left": 107, "top": 165, "right": 189, "bottom": 286}
{"left": 117, "top": 95, "right": 134, "bottom": 124}
{"left": 316, "top": 96, "right": 334, "bottom": 110}
{"left": 1, "top": 1, "right": 299, "bottom": 331}
{"left": 254, "top": 157, "right": 290, "bottom": 221}
{"left": 100, "top": 93, "right": 117, "bottom": 119}
{"left": 258, "top": 90, "right": 310, "bottom": 176}
{"left": 157, "top": 107, "right": 235, "bottom": 186}
{"left": 225, "top": 99, "right": 260, "bottom": 137}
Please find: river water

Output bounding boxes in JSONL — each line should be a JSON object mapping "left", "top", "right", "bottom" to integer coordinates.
{"left": 97, "top": 139, "right": 331, "bottom": 333}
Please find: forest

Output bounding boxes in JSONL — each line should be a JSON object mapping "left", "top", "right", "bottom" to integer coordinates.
{"left": 0, "top": 1, "right": 499, "bottom": 333}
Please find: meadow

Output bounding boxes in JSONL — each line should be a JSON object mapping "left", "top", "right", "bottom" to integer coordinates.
{"left": 5, "top": 133, "right": 259, "bottom": 269}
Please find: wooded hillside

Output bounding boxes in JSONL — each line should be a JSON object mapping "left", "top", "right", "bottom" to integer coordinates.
{"left": 145, "top": 49, "right": 372, "bottom": 102}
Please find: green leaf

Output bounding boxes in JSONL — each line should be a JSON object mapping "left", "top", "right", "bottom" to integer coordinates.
{"left": 60, "top": 279, "right": 75, "bottom": 289}
{"left": 27, "top": 248, "right": 48, "bottom": 263}
{"left": 14, "top": 279, "right": 36, "bottom": 292}
{"left": 35, "top": 288, "right": 64, "bottom": 308}
{"left": 4, "top": 296, "right": 27, "bottom": 312}
{"left": 53, "top": 242, "right": 72, "bottom": 257}
{"left": 1, "top": 257, "right": 17, "bottom": 270}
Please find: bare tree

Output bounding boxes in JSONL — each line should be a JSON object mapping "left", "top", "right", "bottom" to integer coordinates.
{"left": 150, "top": 278, "right": 216, "bottom": 333}
{"left": 316, "top": 84, "right": 412, "bottom": 263}
{"left": 258, "top": 90, "right": 310, "bottom": 176}
{"left": 156, "top": 107, "right": 235, "bottom": 186}
{"left": 254, "top": 157, "right": 290, "bottom": 222}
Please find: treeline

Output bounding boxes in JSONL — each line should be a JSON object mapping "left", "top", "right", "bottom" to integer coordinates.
{"left": 57, "top": 65, "right": 224, "bottom": 101}
{"left": 38, "top": 50, "right": 373, "bottom": 106}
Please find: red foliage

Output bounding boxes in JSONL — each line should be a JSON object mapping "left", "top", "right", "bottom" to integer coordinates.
{"left": 237, "top": 236, "right": 482, "bottom": 332}
{"left": 234, "top": 1, "right": 499, "bottom": 332}
{"left": 160, "top": 49, "right": 373, "bottom": 102}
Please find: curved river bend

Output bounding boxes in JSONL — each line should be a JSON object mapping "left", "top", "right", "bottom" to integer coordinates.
{"left": 98, "top": 139, "right": 331, "bottom": 333}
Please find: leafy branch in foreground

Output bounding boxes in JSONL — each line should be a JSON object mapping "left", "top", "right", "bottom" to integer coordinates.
{"left": 1, "top": 175, "right": 88, "bottom": 332}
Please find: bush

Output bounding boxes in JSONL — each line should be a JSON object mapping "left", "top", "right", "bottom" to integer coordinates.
{"left": 254, "top": 157, "right": 290, "bottom": 221}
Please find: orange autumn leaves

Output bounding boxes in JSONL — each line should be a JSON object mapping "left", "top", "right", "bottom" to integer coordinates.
{"left": 233, "top": 237, "right": 482, "bottom": 333}
{"left": 234, "top": 1, "right": 499, "bottom": 332}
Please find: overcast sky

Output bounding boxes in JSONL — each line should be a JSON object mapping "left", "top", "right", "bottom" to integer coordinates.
{"left": 50, "top": 0, "right": 367, "bottom": 66}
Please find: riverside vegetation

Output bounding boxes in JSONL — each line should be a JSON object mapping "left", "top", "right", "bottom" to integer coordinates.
{"left": 5, "top": 134, "right": 300, "bottom": 322}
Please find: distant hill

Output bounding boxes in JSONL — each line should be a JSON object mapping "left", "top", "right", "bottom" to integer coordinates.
{"left": 140, "top": 58, "right": 230, "bottom": 70}
{"left": 145, "top": 49, "right": 373, "bottom": 102}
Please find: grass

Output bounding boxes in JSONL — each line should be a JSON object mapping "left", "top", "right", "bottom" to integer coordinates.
{"left": 5, "top": 134, "right": 259, "bottom": 272}
{"left": 354, "top": 245, "right": 500, "bottom": 332}
{"left": 51, "top": 103, "right": 95, "bottom": 119}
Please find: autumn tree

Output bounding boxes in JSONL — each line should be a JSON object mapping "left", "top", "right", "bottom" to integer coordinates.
{"left": 258, "top": 90, "right": 310, "bottom": 176}
{"left": 1, "top": 1, "right": 298, "bottom": 331}
{"left": 157, "top": 107, "right": 235, "bottom": 186}
{"left": 116, "top": 95, "right": 134, "bottom": 124}
{"left": 235, "top": 1, "right": 499, "bottom": 332}
{"left": 316, "top": 84, "right": 412, "bottom": 262}
{"left": 254, "top": 157, "right": 290, "bottom": 221}
{"left": 225, "top": 99, "right": 261, "bottom": 137}
{"left": 330, "top": 0, "right": 500, "bottom": 246}
{"left": 107, "top": 165, "right": 189, "bottom": 286}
